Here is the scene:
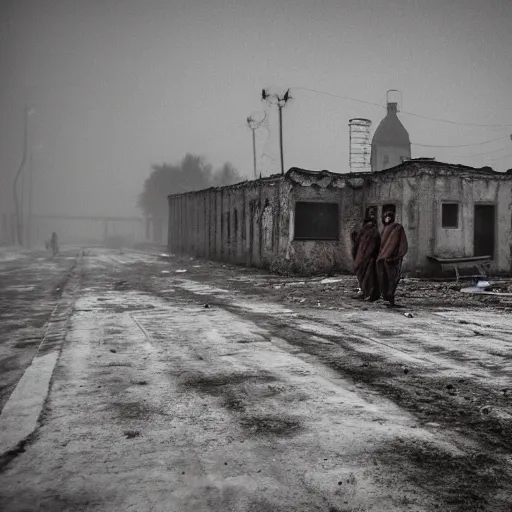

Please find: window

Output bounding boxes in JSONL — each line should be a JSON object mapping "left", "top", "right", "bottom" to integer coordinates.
{"left": 382, "top": 204, "right": 396, "bottom": 222}
{"left": 294, "top": 202, "right": 339, "bottom": 241}
{"left": 442, "top": 203, "right": 459, "bottom": 228}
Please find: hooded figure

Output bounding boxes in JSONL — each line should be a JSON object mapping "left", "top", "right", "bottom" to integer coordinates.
{"left": 50, "top": 232, "right": 59, "bottom": 257}
{"left": 377, "top": 210, "right": 408, "bottom": 306}
{"left": 352, "top": 215, "right": 381, "bottom": 301}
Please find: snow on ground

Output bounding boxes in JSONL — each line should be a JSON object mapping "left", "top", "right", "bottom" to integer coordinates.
{"left": 1, "top": 247, "right": 511, "bottom": 511}
{"left": 0, "top": 248, "right": 30, "bottom": 262}
{"left": 170, "top": 278, "right": 512, "bottom": 387}
{"left": 0, "top": 248, "right": 80, "bottom": 411}
{"left": 0, "top": 285, "right": 448, "bottom": 511}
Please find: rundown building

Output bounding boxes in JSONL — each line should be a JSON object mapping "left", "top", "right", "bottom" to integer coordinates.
{"left": 168, "top": 159, "right": 512, "bottom": 275}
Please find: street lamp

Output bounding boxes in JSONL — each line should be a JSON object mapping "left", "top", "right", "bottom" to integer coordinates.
{"left": 27, "top": 143, "right": 43, "bottom": 248}
{"left": 246, "top": 111, "right": 266, "bottom": 179}
{"left": 13, "top": 105, "right": 34, "bottom": 245}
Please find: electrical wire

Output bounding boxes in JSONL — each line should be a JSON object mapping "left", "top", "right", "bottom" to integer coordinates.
{"left": 487, "top": 151, "right": 512, "bottom": 163}
{"left": 400, "top": 110, "right": 512, "bottom": 128}
{"left": 440, "top": 146, "right": 512, "bottom": 158}
{"left": 291, "top": 86, "right": 512, "bottom": 128}
{"left": 291, "top": 87, "right": 384, "bottom": 109}
{"left": 411, "top": 135, "right": 508, "bottom": 148}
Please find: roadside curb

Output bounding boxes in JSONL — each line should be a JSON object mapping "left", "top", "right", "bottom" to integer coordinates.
{"left": 0, "top": 254, "right": 83, "bottom": 464}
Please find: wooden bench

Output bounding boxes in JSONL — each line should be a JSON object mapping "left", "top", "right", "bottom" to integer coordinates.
{"left": 427, "top": 255, "right": 492, "bottom": 282}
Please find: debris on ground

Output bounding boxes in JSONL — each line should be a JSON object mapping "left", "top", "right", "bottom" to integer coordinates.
{"left": 175, "top": 269, "right": 187, "bottom": 273}
{"left": 319, "top": 277, "right": 344, "bottom": 284}
{"left": 124, "top": 430, "right": 141, "bottom": 439}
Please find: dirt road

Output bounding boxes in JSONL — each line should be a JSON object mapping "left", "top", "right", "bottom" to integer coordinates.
{"left": 0, "top": 247, "right": 511, "bottom": 511}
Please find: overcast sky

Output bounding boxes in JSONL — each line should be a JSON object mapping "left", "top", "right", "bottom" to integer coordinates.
{"left": 1, "top": 0, "right": 511, "bottom": 217}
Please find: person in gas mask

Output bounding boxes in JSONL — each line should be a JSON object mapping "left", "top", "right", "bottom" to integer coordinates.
{"left": 377, "top": 210, "right": 408, "bottom": 306}
{"left": 352, "top": 213, "right": 381, "bottom": 301}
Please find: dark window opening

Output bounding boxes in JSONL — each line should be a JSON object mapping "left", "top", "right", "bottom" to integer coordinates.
{"left": 442, "top": 203, "right": 459, "bottom": 228}
{"left": 234, "top": 209, "right": 238, "bottom": 236}
{"left": 294, "top": 202, "right": 339, "bottom": 241}
{"left": 382, "top": 204, "right": 396, "bottom": 222}
{"left": 383, "top": 204, "right": 396, "bottom": 215}
{"left": 474, "top": 205, "right": 495, "bottom": 258}
{"left": 226, "top": 212, "right": 231, "bottom": 243}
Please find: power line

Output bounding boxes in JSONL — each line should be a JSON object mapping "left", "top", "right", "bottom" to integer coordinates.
{"left": 441, "top": 146, "right": 512, "bottom": 158}
{"left": 400, "top": 110, "right": 512, "bottom": 128}
{"left": 291, "top": 87, "right": 384, "bottom": 109}
{"left": 411, "top": 135, "right": 508, "bottom": 148}
{"left": 487, "top": 151, "right": 512, "bottom": 163}
{"left": 291, "top": 86, "right": 512, "bottom": 128}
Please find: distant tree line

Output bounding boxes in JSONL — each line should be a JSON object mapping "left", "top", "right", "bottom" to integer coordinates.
{"left": 138, "top": 154, "right": 245, "bottom": 218}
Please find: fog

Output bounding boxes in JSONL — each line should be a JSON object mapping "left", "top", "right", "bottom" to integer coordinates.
{"left": 1, "top": 0, "right": 511, "bottom": 222}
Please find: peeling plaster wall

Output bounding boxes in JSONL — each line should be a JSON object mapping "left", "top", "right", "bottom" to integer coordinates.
{"left": 366, "top": 166, "right": 512, "bottom": 273}
{"left": 168, "top": 164, "right": 512, "bottom": 275}
{"left": 167, "top": 177, "right": 286, "bottom": 269}
{"left": 429, "top": 176, "right": 512, "bottom": 272}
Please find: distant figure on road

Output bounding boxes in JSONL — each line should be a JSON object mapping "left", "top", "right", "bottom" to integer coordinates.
{"left": 352, "top": 213, "right": 381, "bottom": 301}
{"left": 49, "top": 232, "right": 59, "bottom": 257}
{"left": 377, "top": 211, "right": 408, "bottom": 306}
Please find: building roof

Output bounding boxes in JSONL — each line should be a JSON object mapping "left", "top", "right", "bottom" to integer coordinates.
{"left": 288, "top": 158, "right": 510, "bottom": 181}
{"left": 167, "top": 159, "right": 511, "bottom": 199}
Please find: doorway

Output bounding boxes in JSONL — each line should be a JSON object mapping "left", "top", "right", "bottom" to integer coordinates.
{"left": 474, "top": 205, "right": 495, "bottom": 258}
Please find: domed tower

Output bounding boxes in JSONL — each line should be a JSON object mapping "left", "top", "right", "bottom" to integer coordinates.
{"left": 371, "top": 90, "right": 411, "bottom": 172}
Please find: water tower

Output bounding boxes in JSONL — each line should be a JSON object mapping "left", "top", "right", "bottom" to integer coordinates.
{"left": 371, "top": 90, "right": 411, "bottom": 172}
{"left": 349, "top": 118, "right": 372, "bottom": 173}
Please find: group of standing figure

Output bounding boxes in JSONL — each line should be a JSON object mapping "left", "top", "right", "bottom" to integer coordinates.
{"left": 351, "top": 209, "right": 408, "bottom": 307}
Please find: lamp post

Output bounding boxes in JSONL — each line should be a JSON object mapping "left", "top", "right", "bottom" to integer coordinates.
{"left": 13, "top": 105, "right": 34, "bottom": 245}
{"left": 27, "top": 144, "right": 42, "bottom": 248}
{"left": 246, "top": 111, "right": 266, "bottom": 179}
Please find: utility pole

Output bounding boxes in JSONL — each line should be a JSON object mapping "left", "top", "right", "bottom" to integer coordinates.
{"left": 261, "top": 88, "right": 292, "bottom": 175}
{"left": 21, "top": 154, "right": 26, "bottom": 235}
{"left": 26, "top": 144, "right": 42, "bottom": 248}
{"left": 13, "top": 105, "right": 33, "bottom": 246}
{"left": 278, "top": 103, "right": 284, "bottom": 175}
{"left": 246, "top": 111, "right": 266, "bottom": 180}
{"left": 27, "top": 148, "right": 34, "bottom": 247}
{"left": 251, "top": 127, "right": 256, "bottom": 178}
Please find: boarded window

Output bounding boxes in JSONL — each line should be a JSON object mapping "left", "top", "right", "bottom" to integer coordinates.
{"left": 442, "top": 203, "right": 459, "bottom": 228}
{"left": 294, "top": 202, "right": 339, "bottom": 241}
